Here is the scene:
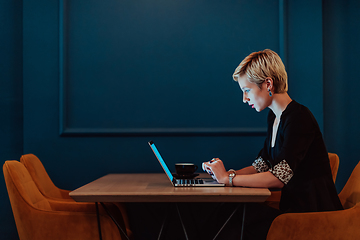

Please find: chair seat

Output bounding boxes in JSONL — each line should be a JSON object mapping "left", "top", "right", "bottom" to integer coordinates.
{"left": 4, "top": 160, "right": 126, "bottom": 240}
{"left": 266, "top": 160, "right": 360, "bottom": 240}
{"left": 20, "top": 153, "right": 132, "bottom": 238}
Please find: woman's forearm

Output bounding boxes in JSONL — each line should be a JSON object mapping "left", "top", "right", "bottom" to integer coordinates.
{"left": 235, "top": 166, "right": 258, "bottom": 175}
{"left": 233, "top": 171, "right": 284, "bottom": 188}
{"left": 219, "top": 170, "right": 284, "bottom": 188}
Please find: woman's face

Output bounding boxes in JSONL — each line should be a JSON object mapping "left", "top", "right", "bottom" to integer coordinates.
{"left": 237, "top": 75, "right": 270, "bottom": 112}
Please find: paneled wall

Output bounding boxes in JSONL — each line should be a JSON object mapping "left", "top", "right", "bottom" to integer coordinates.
{"left": 2, "top": 0, "right": 359, "bottom": 239}
{"left": 0, "top": 1, "right": 23, "bottom": 239}
{"left": 323, "top": 0, "right": 360, "bottom": 193}
{"left": 23, "top": 0, "right": 283, "bottom": 189}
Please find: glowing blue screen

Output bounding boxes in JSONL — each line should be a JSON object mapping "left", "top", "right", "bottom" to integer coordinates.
{"left": 150, "top": 143, "right": 174, "bottom": 181}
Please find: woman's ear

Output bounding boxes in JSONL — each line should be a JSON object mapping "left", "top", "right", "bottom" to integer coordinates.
{"left": 265, "top": 77, "right": 273, "bottom": 90}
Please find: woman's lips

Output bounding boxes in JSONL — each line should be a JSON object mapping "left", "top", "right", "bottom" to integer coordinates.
{"left": 249, "top": 104, "right": 255, "bottom": 108}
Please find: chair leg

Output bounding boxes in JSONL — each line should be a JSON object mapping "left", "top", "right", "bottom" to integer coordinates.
{"left": 96, "top": 202, "right": 103, "bottom": 240}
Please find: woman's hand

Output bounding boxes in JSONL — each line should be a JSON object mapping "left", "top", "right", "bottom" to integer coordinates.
{"left": 202, "top": 158, "right": 228, "bottom": 184}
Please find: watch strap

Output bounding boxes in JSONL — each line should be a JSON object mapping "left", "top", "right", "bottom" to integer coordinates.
{"left": 228, "top": 169, "right": 236, "bottom": 186}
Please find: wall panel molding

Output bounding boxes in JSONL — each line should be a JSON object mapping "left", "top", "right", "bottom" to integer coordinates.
{"left": 58, "top": 0, "right": 285, "bottom": 137}
{"left": 60, "top": 127, "right": 267, "bottom": 137}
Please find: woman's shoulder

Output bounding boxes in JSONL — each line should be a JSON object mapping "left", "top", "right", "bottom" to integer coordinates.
{"left": 283, "top": 100, "right": 313, "bottom": 117}
{"left": 282, "top": 101, "right": 318, "bottom": 125}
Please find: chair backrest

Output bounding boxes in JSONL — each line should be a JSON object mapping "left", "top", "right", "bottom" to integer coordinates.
{"left": 338, "top": 161, "right": 360, "bottom": 209}
{"left": 20, "top": 153, "right": 65, "bottom": 199}
{"left": 3, "top": 160, "right": 52, "bottom": 211}
{"left": 4, "top": 161, "right": 53, "bottom": 240}
{"left": 328, "top": 152, "right": 340, "bottom": 182}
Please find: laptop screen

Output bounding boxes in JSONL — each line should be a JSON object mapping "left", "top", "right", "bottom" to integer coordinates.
{"left": 148, "top": 141, "right": 174, "bottom": 182}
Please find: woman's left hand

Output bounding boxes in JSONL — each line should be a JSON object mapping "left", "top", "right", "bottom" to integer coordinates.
{"left": 202, "top": 158, "right": 228, "bottom": 184}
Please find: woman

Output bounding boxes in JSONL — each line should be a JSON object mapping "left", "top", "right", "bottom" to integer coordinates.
{"left": 202, "top": 49, "right": 343, "bottom": 239}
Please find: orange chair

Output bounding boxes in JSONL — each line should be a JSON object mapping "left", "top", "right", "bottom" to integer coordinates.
{"left": 3, "top": 160, "right": 126, "bottom": 240}
{"left": 328, "top": 152, "right": 340, "bottom": 183}
{"left": 266, "top": 161, "right": 360, "bottom": 240}
{"left": 20, "top": 153, "right": 132, "bottom": 238}
{"left": 20, "top": 154, "right": 74, "bottom": 201}
{"left": 265, "top": 152, "right": 340, "bottom": 209}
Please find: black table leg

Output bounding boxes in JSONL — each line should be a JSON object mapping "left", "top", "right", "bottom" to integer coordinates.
{"left": 100, "top": 202, "right": 130, "bottom": 240}
{"left": 176, "top": 203, "right": 189, "bottom": 240}
{"left": 240, "top": 203, "right": 246, "bottom": 240}
{"left": 151, "top": 202, "right": 247, "bottom": 240}
{"left": 157, "top": 203, "right": 190, "bottom": 240}
{"left": 157, "top": 211, "right": 168, "bottom": 240}
{"left": 212, "top": 203, "right": 242, "bottom": 240}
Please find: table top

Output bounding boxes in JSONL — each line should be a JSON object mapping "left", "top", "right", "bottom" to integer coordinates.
{"left": 70, "top": 173, "right": 271, "bottom": 203}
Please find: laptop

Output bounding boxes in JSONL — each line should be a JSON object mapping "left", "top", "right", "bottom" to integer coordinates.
{"left": 148, "top": 141, "right": 225, "bottom": 187}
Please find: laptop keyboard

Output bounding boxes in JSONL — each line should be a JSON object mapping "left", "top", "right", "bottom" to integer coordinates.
{"left": 175, "top": 178, "right": 204, "bottom": 186}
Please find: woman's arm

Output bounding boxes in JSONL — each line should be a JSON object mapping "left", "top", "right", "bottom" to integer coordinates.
{"left": 225, "top": 171, "right": 284, "bottom": 188}
{"left": 235, "top": 166, "right": 258, "bottom": 175}
{"left": 203, "top": 159, "right": 284, "bottom": 188}
{"left": 203, "top": 159, "right": 257, "bottom": 176}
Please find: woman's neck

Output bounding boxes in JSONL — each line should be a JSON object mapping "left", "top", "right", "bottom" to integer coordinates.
{"left": 268, "top": 92, "right": 292, "bottom": 119}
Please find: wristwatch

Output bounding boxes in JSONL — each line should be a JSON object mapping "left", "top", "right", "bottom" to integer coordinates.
{"left": 228, "top": 169, "right": 236, "bottom": 187}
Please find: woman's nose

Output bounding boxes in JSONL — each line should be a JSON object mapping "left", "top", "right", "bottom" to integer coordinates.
{"left": 243, "top": 94, "right": 249, "bottom": 103}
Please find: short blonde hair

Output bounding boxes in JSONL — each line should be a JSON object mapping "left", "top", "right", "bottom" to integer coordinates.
{"left": 232, "top": 49, "right": 288, "bottom": 93}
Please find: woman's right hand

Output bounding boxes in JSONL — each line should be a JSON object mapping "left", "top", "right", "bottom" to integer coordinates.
{"left": 202, "top": 158, "right": 228, "bottom": 183}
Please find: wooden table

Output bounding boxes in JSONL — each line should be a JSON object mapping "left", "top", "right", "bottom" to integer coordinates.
{"left": 70, "top": 173, "right": 270, "bottom": 202}
{"left": 70, "top": 173, "right": 271, "bottom": 240}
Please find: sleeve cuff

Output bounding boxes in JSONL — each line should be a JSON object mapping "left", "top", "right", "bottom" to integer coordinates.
{"left": 269, "top": 159, "right": 294, "bottom": 184}
{"left": 252, "top": 156, "right": 269, "bottom": 173}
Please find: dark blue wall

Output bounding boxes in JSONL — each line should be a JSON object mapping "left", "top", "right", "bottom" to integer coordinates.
{"left": 323, "top": 0, "right": 360, "bottom": 194}
{"left": 1, "top": 0, "right": 360, "bottom": 238}
{"left": 0, "top": 0, "right": 23, "bottom": 239}
{"left": 23, "top": 0, "right": 279, "bottom": 189}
